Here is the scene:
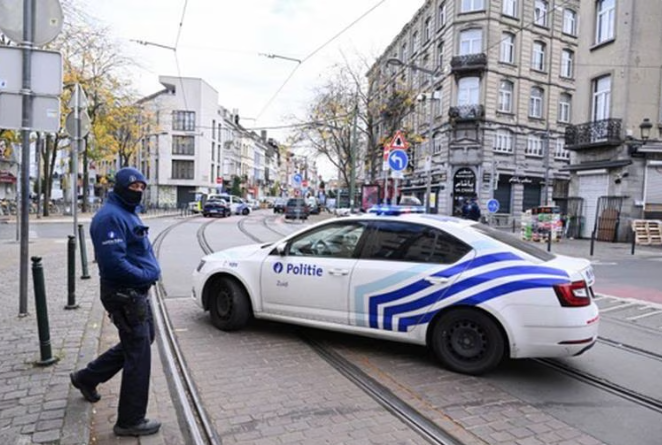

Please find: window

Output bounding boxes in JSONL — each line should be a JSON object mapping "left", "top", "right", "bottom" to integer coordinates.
{"left": 592, "top": 75, "right": 611, "bottom": 120}
{"left": 172, "top": 111, "right": 195, "bottom": 131}
{"left": 532, "top": 41, "right": 546, "bottom": 71}
{"left": 172, "top": 160, "right": 194, "bottom": 179}
{"left": 596, "top": 0, "right": 615, "bottom": 44}
{"left": 529, "top": 87, "right": 544, "bottom": 118}
{"left": 412, "top": 31, "right": 420, "bottom": 53}
{"left": 172, "top": 135, "right": 195, "bottom": 155}
{"left": 555, "top": 138, "right": 570, "bottom": 160}
{"left": 361, "top": 221, "right": 472, "bottom": 264}
{"left": 459, "top": 29, "right": 482, "bottom": 55}
{"left": 438, "top": 3, "right": 447, "bottom": 27}
{"left": 288, "top": 222, "right": 367, "bottom": 259}
{"left": 424, "top": 17, "right": 432, "bottom": 41}
{"left": 503, "top": 0, "right": 517, "bottom": 17}
{"left": 433, "top": 131, "right": 443, "bottom": 154}
{"left": 563, "top": 9, "right": 577, "bottom": 35}
{"left": 434, "top": 87, "right": 443, "bottom": 116}
{"left": 534, "top": 0, "right": 548, "bottom": 27}
{"left": 498, "top": 80, "right": 514, "bottom": 113}
{"left": 500, "top": 32, "right": 515, "bottom": 64}
{"left": 473, "top": 225, "right": 555, "bottom": 261}
{"left": 401, "top": 41, "right": 408, "bottom": 61}
{"left": 526, "top": 134, "right": 544, "bottom": 156}
{"left": 561, "top": 50, "right": 574, "bottom": 78}
{"left": 458, "top": 77, "right": 480, "bottom": 105}
{"left": 494, "top": 129, "right": 514, "bottom": 153}
{"left": 558, "top": 93, "right": 572, "bottom": 123}
{"left": 461, "top": 0, "right": 484, "bottom": 13}
{"left": 437, "top": 42, "right": 444, "bottom": 69}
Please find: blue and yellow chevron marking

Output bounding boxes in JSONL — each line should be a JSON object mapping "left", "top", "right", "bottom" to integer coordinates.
{"left": 367, "top": 252, "right": 569, "bottom": 332}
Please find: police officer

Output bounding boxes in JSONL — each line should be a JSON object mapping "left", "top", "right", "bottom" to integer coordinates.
{"left": 69, "top": 167, "right": 161, "bottom": 437}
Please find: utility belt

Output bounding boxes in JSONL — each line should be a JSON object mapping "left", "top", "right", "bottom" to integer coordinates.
{"left": 100, "top": 284, "right": 152, "bottom": 333}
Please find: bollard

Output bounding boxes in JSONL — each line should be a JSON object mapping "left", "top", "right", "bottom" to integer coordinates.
{"left": 631, "top": 232, "right": 636, "bottom": 255}
{"left": 547, "top": 228, "right": 553, "bottom": 252}
{"left": 31, "top": 257, "right": 58, "bottom": 366}
{"left": 78, "top": 224, "right": 91, "bottom": 279}
{"left": 65, "top": 235, "right": 79, "bottom": 310}
{"left": 590, "top": 231, "right": 596, "bottom": 256}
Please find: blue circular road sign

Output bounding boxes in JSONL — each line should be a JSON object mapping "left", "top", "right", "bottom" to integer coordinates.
{"left": 487, "top": 198, "right": 500, "bottom": 213}
{"left": 293, "top": 173, "right": 302, "bottom": 185}
{"left": 388, "top": 150, "right": 408, "bottom": 171}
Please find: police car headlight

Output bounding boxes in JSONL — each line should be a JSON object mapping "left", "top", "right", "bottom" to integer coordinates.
{"left": 196, "top": 260, "right": 206, "bottom": 272}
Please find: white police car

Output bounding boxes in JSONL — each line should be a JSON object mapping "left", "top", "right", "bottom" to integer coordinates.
{"left": 192, "top": 208, "right": 598, "bottom": 375}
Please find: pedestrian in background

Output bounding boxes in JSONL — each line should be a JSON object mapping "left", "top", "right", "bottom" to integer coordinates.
{"left": 69, "top": 167, "right": 162, "bottom": 437}
{"left": 468, "top": 196, "right": 482, "bottom": 222}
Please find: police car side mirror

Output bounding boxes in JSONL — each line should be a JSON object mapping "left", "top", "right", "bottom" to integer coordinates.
{"left": 276, "top": 242, "right": 288, "bottom": 256}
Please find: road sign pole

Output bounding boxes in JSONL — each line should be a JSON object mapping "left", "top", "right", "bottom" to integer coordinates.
{"left": 71, "top": 84, "right": 80, "bottom": 253}
{"left": 19, "top": 0, "right": 36, "bottom": 317}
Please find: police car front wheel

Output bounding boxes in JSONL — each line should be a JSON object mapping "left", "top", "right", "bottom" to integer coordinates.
{"left": 209, "top": 277, "right": 252, "bottom": 331}
{"left": 431, "top": 308, "right": 505, "bottom": 375}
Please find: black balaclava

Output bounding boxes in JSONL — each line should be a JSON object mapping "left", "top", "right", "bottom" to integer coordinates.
{"left": 113, "top": 167, "right": 147, "bottom": 207}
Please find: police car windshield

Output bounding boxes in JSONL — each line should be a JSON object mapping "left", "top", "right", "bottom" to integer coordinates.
{"left": 472, "top": 224, "right": 556, "bottom": 261}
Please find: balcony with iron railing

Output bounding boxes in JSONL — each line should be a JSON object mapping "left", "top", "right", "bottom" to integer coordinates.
{"left": 449, "top": 104, "right": 485, "bottom": 122}
{"left": 450, "top": 53, "right": 488, "bottom": 75}
{"left": 564, "top": 118, "right": 623, "bottom": 150}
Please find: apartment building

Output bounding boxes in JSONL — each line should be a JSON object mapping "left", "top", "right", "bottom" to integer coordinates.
{"left": 565, "top": 0, "right": 662, "bottom": 240}
{"left": 368, "top": 0, "right": 577, "bottom": 217}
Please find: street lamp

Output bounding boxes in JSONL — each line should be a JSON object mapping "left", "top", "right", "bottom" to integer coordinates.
{"left": 640, "top": 118, "right": 653, "bottom": 142}
{"left": 386, "top": 58, "right": 440, "bottom": 213}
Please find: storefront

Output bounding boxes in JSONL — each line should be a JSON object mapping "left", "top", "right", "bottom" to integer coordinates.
{"left": 452, "top": 167, "right": 476, "bottom": 216}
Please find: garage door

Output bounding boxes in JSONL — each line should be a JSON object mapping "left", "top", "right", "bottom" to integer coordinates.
{"left": 645, "top": 162, "right": 662, "bottom": 205}
{"left": 578, "top": 172, "right": 609, "bottom": 238}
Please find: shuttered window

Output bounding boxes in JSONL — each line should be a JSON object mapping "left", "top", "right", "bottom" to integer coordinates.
{"left": 646, "top": 163, "right": 662, "bottom": 204}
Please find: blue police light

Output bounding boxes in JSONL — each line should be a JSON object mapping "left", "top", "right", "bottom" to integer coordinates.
{"left": 368, "top": 205, "right": 426, "bottom": 215}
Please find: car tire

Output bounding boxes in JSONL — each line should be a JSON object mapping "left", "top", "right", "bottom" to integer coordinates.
{"left": 203, "top": 213, "right": 208, "bottom": 217}
{"left": 209, "top": 277, "right": 252, "bottom": 331}
{"left": 242, "top": 208, "right": 249, "bottom": 215}
{"left": 430, "top": 308, "right": 505, "bottom": 375}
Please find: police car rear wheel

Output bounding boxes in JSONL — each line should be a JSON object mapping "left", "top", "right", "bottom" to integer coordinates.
{"left": 209, "top": 278, "right": 251, "bottom": 331}
{"left": 431, "top": 309, "right": 504, "bottom": 375}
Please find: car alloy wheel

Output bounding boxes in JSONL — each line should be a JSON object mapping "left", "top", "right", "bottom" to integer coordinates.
{"left": 209, "top": 277, "right": 252, "bottom": 331}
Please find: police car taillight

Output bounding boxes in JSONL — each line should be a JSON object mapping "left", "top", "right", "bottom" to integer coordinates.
{"left": 553, "top": 280, "right": 590, "bottom": 307}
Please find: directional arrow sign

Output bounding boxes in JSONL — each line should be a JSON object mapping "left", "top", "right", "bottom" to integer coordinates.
{"left": 388, "top": 149, "right": 408, "bottom": 172}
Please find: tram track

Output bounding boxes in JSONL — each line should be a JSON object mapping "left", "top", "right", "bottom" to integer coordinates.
{"left": 151, "top": 216, "right": 221, "bottom": 445}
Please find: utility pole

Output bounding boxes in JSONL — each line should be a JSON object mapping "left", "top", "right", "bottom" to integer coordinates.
{"left": 424, "top": 91, "right": 435, "bottom": 214}
{"left": 349, "top": 91, "right": 359, "bottom": 212}
{"left": 543, "top": 129, "right": 550, "bottom": 206}
{"left": 18, "top": 0, "right": 35, "bottom": 316}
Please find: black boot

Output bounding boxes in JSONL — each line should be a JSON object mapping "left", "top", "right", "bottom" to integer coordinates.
{"left": 113, "top": 418, "right": 161, "bottom": 437}
{"left": 69, "top": 372, "right": 101, "bottom": 403}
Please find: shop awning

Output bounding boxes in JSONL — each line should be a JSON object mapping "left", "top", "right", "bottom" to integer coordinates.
{"left": 559, "top": 160, "right": 632, "bottom": 171}
{"left": 0, "top": 171, "right": 17, "bottom": 183}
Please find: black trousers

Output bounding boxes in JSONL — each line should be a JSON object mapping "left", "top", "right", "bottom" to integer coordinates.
{"left": 77, "top": 285, "right": 155, "bottom": 427}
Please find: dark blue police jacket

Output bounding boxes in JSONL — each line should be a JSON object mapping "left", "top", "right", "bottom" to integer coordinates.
{"left": 90, "top": 193, "right": 161, "bottom": 289}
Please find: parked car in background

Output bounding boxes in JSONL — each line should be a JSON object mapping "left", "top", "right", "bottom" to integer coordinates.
{"left": 209, "top": 194, "right": 250, "bottom": 215}
{"left": 202, "top": 199, "right": 231, "bottom": 218}
{"left": 285, "top": 198, "right": 309, "bottom": 220}
{"left": 247, "top": 199, "right": 260, "bottom": 211}
{"left": 306, "top": 197, "right": 320, "bottom": 215}
{"left": 273, "top": 197, "right": 288, "bottom": 214}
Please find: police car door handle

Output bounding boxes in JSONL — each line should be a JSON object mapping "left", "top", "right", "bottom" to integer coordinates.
{"left": 425, "top": 277, "right": 449, "bottom": 285}
{"left": 329, "top": 268, "right": 349, "bottom": 276}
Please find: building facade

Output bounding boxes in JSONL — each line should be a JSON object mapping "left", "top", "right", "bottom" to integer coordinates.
{"left": 368, "top": 0, "right": 577, "bottom": 218}
{"left": 565, "top": 0, "right": 662, "bottom": 241}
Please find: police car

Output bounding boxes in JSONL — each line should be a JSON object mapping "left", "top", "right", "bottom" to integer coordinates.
{"left": 192, "top": 207, "right": 599, "bottom": 375}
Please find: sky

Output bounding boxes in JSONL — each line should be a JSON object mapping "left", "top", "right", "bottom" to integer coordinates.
{"left": 85, "top": 0, "right": 425, "bottom": 177}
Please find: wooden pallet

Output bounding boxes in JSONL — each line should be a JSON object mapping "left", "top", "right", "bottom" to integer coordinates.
{"left": 632, "top": 220, "right": 662, "bottom": 245}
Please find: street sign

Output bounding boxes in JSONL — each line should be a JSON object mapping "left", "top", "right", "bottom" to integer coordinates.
{"left": 302, "top": 180, "right": 308, "bottom": 187}
{"left": 388, "top": 130, "right": 409, "bottom": 150}
{"left": 65, "top": 110, "right": 91, "bottom": 138}
{"left": 0, "top": 46, "right": 63, "bottom": 95}
{"left": 388, "top": 150, "right": 408, "bottom": 171}
{"left": 293, "top": 173, "right": 302, "bottom": 185}
{"left": 216, "top": 177, "right": 223, "bottom": 184}
{"left": 0, "top": 93, "right": 60, "bottom": 132}
{"left": 487, "top": 198, "right": 500, "bottom": 213}
{"left": 0, "top": 0, "right": 64, "bottom": 47}
{"left": 391, "top": 170, "right": 404, "bottom": 179}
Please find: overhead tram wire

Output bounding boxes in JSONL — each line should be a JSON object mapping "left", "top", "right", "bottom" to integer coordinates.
{"left": 255, "top": 0, "right": 388, "bottom": 120}
{"left": 173, "top": 0, "right": 191, "bottom": 113}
